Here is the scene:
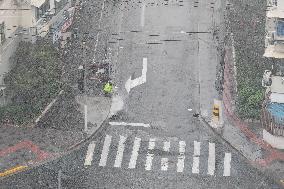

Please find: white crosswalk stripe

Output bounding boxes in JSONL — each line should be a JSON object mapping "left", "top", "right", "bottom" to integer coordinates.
{"left": 128, "top": 137, "right": 141, "bottom": 169}
{"left": 177, "top": 141, "right": 186, "bottom": 172}
{"left": 223, "top": 153, "right": 232, "bottom": 177}
{"left": 84, "top": 141, "right": 96, "bottom": 166}
{"left": 145, "top": 138, "right": 156, "bottom": 171}
{"left": 99, "top": 135, "right": 112, "bottom": 167}
{"left": 192, "top": 141, "right": 200, "bottom": 174}
{"left": 84, "top": 135, "right": 232, "bottom": 177}
{"left": 161, "top": 141, "right": 170, "bottom": 171}
{"left": 114, "top": 135, "right": 127, "bottom": 168}
{"left": 207, "top": 142, "right": 215, "bottom": 175}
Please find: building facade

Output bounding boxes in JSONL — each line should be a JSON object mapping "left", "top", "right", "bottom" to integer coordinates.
{"left": 264, "top": 0, "right": 284, "bottom": 58}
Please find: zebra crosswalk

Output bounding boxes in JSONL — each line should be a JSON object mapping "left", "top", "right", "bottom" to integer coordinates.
{"left": 84, "top": 134, "right": 232, "bottom": 177}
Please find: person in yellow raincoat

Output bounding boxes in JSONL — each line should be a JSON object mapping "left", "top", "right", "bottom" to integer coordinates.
{"left": 103, "top": 81, "right": 113, "bottom": 96}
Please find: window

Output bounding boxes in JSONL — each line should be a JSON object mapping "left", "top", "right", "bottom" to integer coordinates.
{"left": 0, "top": 22, "right": 5, "bottom": 45}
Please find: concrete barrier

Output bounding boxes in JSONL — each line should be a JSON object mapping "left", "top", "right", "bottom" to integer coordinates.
{"left": 263, "top": 129, "right": 284, "bottom": 150}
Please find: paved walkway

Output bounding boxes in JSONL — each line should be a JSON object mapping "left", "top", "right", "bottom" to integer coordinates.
{"left": 198, "top": 0, "right": 284, "bottom": 186}
{"left": 0, "top": 93, "right": 111, "bottom": 175}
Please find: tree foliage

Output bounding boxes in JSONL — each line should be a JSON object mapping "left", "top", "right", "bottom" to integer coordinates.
{"left": 0, "top": 41, "right": 62, "bottom": 125}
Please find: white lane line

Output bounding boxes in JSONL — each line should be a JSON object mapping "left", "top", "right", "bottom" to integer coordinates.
{"left": 109, "top": 122, "right": 150, "bottom": 128}
{"left": 161, "top": 141, "right": 171, "bottom": 171}
{"left": 99, "top": 135, "right": 112, "bottom": 167}
{"left": 192, "top": 156, "right": 200, "bottom": 174}
{"left": 207, "top": 142, "right": 215, "bottom": 176}
{"left": 145, "top": 138, "right": 156, "bottom": 171}
{"left": 141, "top": 3, "right": 145, "bottom": 27}
{"left": 177, "top": 141, "right": 186, "bottom": 172}
{"left": 223, "top": 153, "right": 232, "bottom": 177}
{"left": 114, "top": 135, "right": 127, "bottom": 168}
{"left": 142, "top": 58, "right": 147, "bottom": 83}
{"left": 128, "top": 137, "right": 141, "bottom": 169}
{"left": 92, "top": 0, "right": 107, "bottom": 63}
{"left": 84, "top": 141, "right": 96, "bottom": 166}
{"left": 84, "top": 105, "right": 88, "bottom": 132}
{"left": 193, "top": 141, "right": 200, "bottom": 156}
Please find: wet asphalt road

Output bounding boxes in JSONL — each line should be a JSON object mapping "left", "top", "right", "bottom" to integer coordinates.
{"left": 1, "top": 0, "right": 283, "bottom": 188}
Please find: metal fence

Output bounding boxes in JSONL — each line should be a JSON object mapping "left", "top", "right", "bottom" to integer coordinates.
{"left": 261, "top": 106, "right": 284, "bottom": 137}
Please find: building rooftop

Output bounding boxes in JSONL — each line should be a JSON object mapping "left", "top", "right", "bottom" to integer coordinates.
{"left": 267, "top": 0, "right": 284, "bottom": 18}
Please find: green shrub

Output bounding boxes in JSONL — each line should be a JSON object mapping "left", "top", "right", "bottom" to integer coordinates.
{"left": 1, "top": 41, "right": 62, "bottom": 125}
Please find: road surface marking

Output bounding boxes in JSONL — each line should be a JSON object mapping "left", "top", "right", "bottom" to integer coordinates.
{"left": 125, "top": 58, "right": 147, "bottom": 93}
{"left": 145, "top": 138, "right": 156, "bottom": 171}
{"left": 207, "top": 142, "right": 215, "bottom": 175}
{"left": 58, "top": 169, "right": 62, "bottom": 189}
{"left": 163, "top": 141, "right": 170, "bottom": 151}
{"left": 141, "top": 3, "right": 145, "bottom": 27}
{"left": 161, "top": 141, "right": 171, "bottom": 171}
{"left": 84, "top": 105, "right": 88, "bottom": 132}
{"left": 223, "top": 153, "right": 232, "bottom": 176}
{"left": 0, "top": 165, "right": 28, "bottom": 177}
{"left": 193, "top": 141, "right": 200, "bottom": 156}
{"left": 192, "top": 141, "right": 200, "bottom": 174}
{"left": 128, "top": 137, "right": 141, "bottom": 169}
{"left": 177, "top": 141, "right": 186, "bottom": 172}
{"left": 114, "top": 135, "right": 127, "bottom": 168}
{"left": 192, "top": 157, "right": 200, "bottom": 174}
{"left": 109, "top": 122, "right": 150, "bottom": 128}
{"left": 161, "top": 158, "right": 168, "bottom": 171}
{"left": 99, "top": 135, "right": 112, "bottom": 167}
{"left": 84, "top": 141, "right": 96, "bottom": 166}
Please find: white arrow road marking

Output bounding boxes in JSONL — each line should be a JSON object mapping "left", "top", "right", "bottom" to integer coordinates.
{"left": 125, "top": 58, "right": 147, "bottom": 93}
{"left": 207, "top": 142, "right": 215, "bottom": 175}
{"left": 114, "top": 135, "right": 127, "bottom": 168}
{"left": 84, "top": 141, "right": 96, "bottom": 166}
{"left": 109, "top": 122, "right": 150, "bottom": 128}
{"left": 177, "top": 141, "right": 186, "bottom": 172}
{"left": 161, "top": 141, "right": 171, "bottom": 171}
{"left": 223, "top": 153, "right": 232, "bottom": 176}
{"left": 128, "top": 137, "right": 141, "bottom": 169}
{"left": 99, "top": 135, "right": 112, "bottom": 167}
{"left": 145, "top": 138, "right": 156, "bottom": 171}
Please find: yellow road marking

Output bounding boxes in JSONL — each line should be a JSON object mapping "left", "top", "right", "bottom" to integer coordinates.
{"left": 0, "top": 165, "right": 28, "bottom": 177}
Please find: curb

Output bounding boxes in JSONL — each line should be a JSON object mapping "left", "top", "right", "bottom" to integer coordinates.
{"left": 200, "top": 115, "right": 284, "bottom": 188}
{"left": 0, "top": 96, "right": 112, "bottom": 179}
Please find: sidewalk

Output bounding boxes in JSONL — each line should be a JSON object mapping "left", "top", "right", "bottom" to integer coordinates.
{"left": 0, "top": 91, "right": 111, "bottom": 175}
{"left": 199, "top": 0, "right": 284, "bottom": 186}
